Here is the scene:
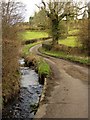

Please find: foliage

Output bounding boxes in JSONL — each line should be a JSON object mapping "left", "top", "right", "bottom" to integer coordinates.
{"left": 39, "top": 47, "right": 90, "bottom": 66}
{"left": 42, "top": 41, "right": 52, "bottom": 51}
{"left": 2, "top": 0, "right": 25, "bottom": 105}
{"left": 78, "top": 20, "right": 90, "bottom": 53}
{"left": 24, "top": 55, "right": 51, "bottom": 78}
{"left": 2, "top": 40, "right": 20, "bottom": 104}
{"left": 38, "top": 0, "right": 80, "bottom": 45}
{"left": 22, "top": 41, "right": 51, "bottom": 77}
{"left": 48, "top": 20, "right": 67, "bottom": 39}
{"left": 37, "top": 58, "right": 51, "bottom": 77}
{"left": 30, "top": 10, "right": 50, "bottom": 30}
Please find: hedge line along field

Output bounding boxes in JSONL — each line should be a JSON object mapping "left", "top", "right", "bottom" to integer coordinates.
{"left": 21, "top": 30, "right": 80, "bottom": 47}
{"left": 39, "top": 47, "right": 89, "bottom": 66}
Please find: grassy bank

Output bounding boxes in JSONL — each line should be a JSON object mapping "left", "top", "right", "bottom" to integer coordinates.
{"left": 21, "top": 31, "right": 48, "bottom": 41}
{"left": 25, "top": 55, "right": 51, "bottom": 81}
{"left": 22, "top": 41, "right": 51, "bottom": 80}
{"left": 39, "top": 47, "right": 89, "bottom": 66}
{"left": 37, "top": 58, "right": 51, "bottom": 77}
{"left": 22, "top": 41, "right": 42, "bottom": 56}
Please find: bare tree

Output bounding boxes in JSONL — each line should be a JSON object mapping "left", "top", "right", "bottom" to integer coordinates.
{"left": 2, "top": 0, "right": 26, "bottom": 25}
{"left": 36, "top": 0, "right": 75, "bottom": 45}
{"left": 37, "top": 0, "right": 87, "bottom": 46}
{"left": 2, "top": 0, "right": 26, "bottom": 40}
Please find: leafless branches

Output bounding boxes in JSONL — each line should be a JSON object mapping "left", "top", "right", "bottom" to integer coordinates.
{"left": 2, "top": 0, "right": 26, "bottom": 25}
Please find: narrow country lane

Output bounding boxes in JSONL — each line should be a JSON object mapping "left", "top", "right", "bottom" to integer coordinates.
{"left": 30, "top": 44, "right": 89, "bottom": 118}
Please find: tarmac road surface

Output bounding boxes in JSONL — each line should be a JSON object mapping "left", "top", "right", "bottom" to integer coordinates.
{"left": 30, "top": 44, "right": 89, "bottom": 118}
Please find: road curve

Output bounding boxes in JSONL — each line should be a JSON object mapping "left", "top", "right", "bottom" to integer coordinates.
{"left": 30, "top": 44, "right": 89, "bottom": 118}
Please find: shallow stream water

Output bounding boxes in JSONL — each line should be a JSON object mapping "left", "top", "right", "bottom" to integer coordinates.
{"left": 2, "top": 59, "right": 43, "bottom": 119}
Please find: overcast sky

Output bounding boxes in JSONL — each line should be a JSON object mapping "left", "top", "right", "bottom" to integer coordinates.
{"left": 19, "top": 0, "right": 90, "bottom": 22}
{"left": 19, "top": 0, "right": 42, "bottom": 22}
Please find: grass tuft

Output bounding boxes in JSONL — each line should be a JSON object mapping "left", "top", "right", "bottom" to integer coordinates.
{"left": 37, "top": 58, "right": 51, "bottom": 77}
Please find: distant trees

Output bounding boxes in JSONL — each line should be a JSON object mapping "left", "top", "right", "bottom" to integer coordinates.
{"left": 29, "top": 10, "right": 50, "bottom": 30}
{"left": 33, "top": 0, "right": 89, "bottom": 47}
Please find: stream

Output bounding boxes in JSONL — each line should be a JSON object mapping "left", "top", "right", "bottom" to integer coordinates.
{"left": 2, "top": 59, "right": 43, "bottom": 119}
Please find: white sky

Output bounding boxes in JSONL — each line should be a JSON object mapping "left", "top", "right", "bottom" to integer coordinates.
{"left": 19, "top": 0, "right": 90, "bottom": 22}
{"left": 19, "top": 0, "right": 42, "bottom": 22}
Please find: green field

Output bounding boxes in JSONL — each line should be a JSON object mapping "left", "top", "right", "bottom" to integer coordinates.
{"left": 21, "top": 31, "right": 48, "bottom": 41}
{"left": 59, "top": 29, "right": 80, "bottom": 47}
{"left": 68, "top": 29, "right": 79, "bottom": 36}
{"left": 21, "top": 30, "right": 80, "bottom": 47}
{"left": 59, "top": 36, "right": 80, "bottom": 47}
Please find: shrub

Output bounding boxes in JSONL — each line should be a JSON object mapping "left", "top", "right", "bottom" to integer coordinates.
{"left": 24, "top": 54, "right": 39, "bottom": 67}
{"left": 78, "top": 20, "right": 90, "bottom": 55}
{"left": 2, "top": 39, "right": 20, "bottom": 105}
{"left": 42, "top": 41, "right": 52, "bottom": 50}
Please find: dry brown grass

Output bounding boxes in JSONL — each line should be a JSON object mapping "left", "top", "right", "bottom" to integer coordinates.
{"left": 2, "top": 25, "right": 21, "bottom": 105}
{"left": 78, "top": 20, "right": 90, "bottom": 54}
{"left": 2, "top": 39, "right": 20, "bottom": 104}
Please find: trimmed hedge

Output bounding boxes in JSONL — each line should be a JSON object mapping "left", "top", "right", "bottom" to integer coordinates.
{"left": 22, "top": 37, "right": 52, "bottom": 45}
{"left": 42, "top": 42, "right": 88, "bottom": 56}
{"left": 42, "top": 41, "right": 52, "bottom": 51}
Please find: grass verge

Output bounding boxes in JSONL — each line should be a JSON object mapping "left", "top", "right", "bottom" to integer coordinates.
{"left": 39, "top": 47, "right": 90, "bottom": 66}
{"left": 22, "top": 41, "right": 42, "bottom": 56}
{"left": 37, "top": 58, "right": 51, "bottom": 77}
{"left": 22, "top": 42, "right": 51, "bottom": 79}
{"left": 25, "top": 55, "right": 51, "bottom": 79}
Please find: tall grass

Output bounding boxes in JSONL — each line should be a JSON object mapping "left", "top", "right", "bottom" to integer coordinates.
{"left": 2, "top": 24, "right": 20, "bottom": 105}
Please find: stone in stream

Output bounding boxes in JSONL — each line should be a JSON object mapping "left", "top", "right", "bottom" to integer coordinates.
{"left": 15, "top": 106, "right": 22, "bottom": 111}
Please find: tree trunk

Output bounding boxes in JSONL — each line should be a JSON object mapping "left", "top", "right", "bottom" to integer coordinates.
{"left": 51, "top": 19, "right": 59, "bottom": 46}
